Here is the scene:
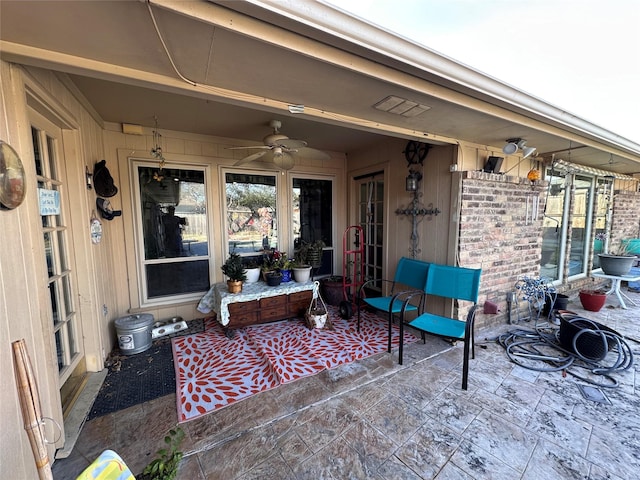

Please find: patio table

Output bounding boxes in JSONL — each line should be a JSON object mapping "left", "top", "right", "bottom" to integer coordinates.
{"left": 591, "top": 270, "right": 640, "bottom": 309}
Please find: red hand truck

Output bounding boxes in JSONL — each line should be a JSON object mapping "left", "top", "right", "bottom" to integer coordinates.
{"left": 339, "top": 225, "right": 365, "bottom": 319}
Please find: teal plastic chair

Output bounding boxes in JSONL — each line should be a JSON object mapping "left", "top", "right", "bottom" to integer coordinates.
{"left": 398, "top": 264, "right": 481, "bottom": 390}
{"left": 357, "top": 257, "right": 430, "bottom": 347}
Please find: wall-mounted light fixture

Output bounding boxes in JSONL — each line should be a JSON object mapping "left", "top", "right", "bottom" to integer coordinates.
{"left": 503, "top": 138, "right": 536, "bottom": 159}
{"left": 406, "top": 168, "right": 422, "bottom": 192}
{"left": 85, "top": 166, "right": 93, "bottom": 190}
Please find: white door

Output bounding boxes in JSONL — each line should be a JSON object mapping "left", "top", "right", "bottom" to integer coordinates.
{"left": 30, "top": 111, "right": 85, "bottom": 414}
{"left": 357, "top": 176, "right": 384, "bottom": 292}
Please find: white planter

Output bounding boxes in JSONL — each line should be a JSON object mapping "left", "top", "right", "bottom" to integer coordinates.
{"left": 244, "top": 267, "right": 261, "bottom": 283}
{"left": 292, "top": 266, "right": 312, "bottom": 282}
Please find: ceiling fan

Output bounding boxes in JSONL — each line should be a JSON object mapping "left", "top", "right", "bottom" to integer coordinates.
{"left": 229, "top": 119, "right": 329, "bottom": 170}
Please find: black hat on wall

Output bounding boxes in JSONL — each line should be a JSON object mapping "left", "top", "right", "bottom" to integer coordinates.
{"left": 93, "top": 160, "right": 118, "bottom": 197}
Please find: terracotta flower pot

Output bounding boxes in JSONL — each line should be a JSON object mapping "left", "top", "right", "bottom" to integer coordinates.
{"left": 227, "top": 280, "right": 243, "bottom": 293}
{"left": 578, "top": 290, "right": 606, "bottom": 312}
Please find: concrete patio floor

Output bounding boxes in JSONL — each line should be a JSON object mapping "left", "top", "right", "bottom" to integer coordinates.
{"left": 52, "top": 291, "right": 640, "bottom": 479}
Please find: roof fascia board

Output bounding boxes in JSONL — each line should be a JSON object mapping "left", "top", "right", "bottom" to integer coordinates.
{"left": 233, "top": 0, "right": 640, "bottom": 157}
{"left": 0, "top": 40, "right": 457, "bottom": 145}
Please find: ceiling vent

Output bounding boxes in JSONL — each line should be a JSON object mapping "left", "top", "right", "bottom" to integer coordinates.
{"left": 374, "top": 95, "right": 431, "bottom": 118}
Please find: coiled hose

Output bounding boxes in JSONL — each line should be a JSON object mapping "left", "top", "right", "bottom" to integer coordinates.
{"left": 497, "top": 319, "right": 634, "bottom": 389}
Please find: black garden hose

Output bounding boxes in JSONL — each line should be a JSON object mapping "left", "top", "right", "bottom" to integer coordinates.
{"left": 497, "top": 319, "right": 634, "bottom": 389}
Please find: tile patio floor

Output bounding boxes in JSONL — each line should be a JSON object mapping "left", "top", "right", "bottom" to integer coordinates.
{"left": 52, "top": 292, "right": 640, "bottom": 480}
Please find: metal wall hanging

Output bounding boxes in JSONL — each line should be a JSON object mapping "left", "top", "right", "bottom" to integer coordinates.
{"left": 0, "top": 140, "right": 26, "bottom": 209}
{"left": 396, "top": 142, "right": 440, "bottom": 258}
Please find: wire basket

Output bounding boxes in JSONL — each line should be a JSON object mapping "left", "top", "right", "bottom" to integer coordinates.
{"left": 305, "top": 285, "right": 329, "bottom": 329}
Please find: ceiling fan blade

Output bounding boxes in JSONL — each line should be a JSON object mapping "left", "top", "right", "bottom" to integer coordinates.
{"left": 279, "top": 138, "right": 307, "bottom": 149}
{"left": 234, "top": 150, "right": 268, "bottom": 165}
{"left": 273, "top": 152, "right": 295, "bottom": 170}
{"left": 296, "top": 147, "right": 330, "bottom": 161}
{"left": 227, "top": 145, "right": 271, "bottom": 151}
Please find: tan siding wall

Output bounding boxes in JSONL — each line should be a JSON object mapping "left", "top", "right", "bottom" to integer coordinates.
{"left": 106, "top": 122, "right": 348, "bottom": 347}
{"left": 0, "top": 62, "right": 109, "bottom": 477}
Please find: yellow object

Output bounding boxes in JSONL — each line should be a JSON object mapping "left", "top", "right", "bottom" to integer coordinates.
{"left": 75, "top": 450, "right": 135, "bottom": 480}
{"left": 527, "top": 169, "right": 541, "bottom": 182}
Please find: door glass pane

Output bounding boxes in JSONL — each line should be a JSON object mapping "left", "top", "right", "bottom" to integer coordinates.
{"left": 62, "top": 275, "right": 73, "bottom": 314}
{"left": 540, "top": 173, "right": 565, "bottom": 281}
{"left": 359, "top": 179, "right": 384, "bottom": 291}
{"left": 57, "top": 230, "right": 68, "bottom": 271}
{"left": 226, "top": 172, "right": 277, "bottom": 254}
{"left": 50, "top": 281, "right": 60, "bottom": 325}
{"left": 66, "top": 321, "right": 78, "bottom": 356}
{"left": 569, "top": 175, "right": 592, "bottom": 276}
{"left": 44, "top": 232, "right": 54, "bottom": 277}
{"left": 593, "top": 179, "right": 612, "bottom": 268}
{"left": 55, "top": 330, "right": 64, "bottom": 371}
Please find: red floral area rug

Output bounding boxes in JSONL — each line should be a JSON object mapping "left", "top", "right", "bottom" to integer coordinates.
{"left": 172, "top": 307, "right": 418, "bottom": 423}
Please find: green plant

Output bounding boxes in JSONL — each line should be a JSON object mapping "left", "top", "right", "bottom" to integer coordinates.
{"left": 243, "top": 258, "right": 260, "bottom": 269}
{"left": 140, "top": 427, "right": 185, "bottom": 480}
{"left": 221, "top": 253, "right": 247, "bottom": 281}
{"left": 608, "top": 239, "right": 636, "bottom": 256}
{"left": 296, "top": 240, "right": 325, "bottom": 267}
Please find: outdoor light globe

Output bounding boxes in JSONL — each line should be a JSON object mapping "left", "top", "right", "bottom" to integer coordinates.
{"left": 502, "top": 142, "right": 519, "bottom": 155}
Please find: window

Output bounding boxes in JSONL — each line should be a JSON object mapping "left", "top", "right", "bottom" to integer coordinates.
{"left": 292, "top": 177, "right": 333, "bottom": 275}
{"left": 593, "top": 178, "right": 613, "bottom": 269}
{"left": 225, "top": 172, "right": 277, "bottom": 255}
{"left": 136, "top": 163, "right": 210, "bottom": 302}
{"left": 540, "top": 173, "right": 566, "bottom": 281}
{"left": 568, "top": 175, "right": 595, "bottom": 277}
{"left": 540, "top": 169, "right": 601, "bottom": 282}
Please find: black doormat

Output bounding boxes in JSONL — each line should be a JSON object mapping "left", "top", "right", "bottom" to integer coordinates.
{"left": 87, "top": 318, "right": 205, "bottom": 420}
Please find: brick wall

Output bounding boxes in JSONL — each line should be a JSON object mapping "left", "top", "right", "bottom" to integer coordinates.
{"left": 457, "top": 171, "right": 546, "bottom": 329}
{"left": 456, "top": 175, "right": 640, "bottom": 330}
{"left": 611, "top": 189, "right": 640, "bottom": 246}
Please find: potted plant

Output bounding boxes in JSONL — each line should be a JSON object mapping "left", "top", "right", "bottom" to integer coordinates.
{"left": 598, "top": 238, "right": 637, "bottom": 276}
{"left": 265, "top": 270, "right": 283, "bottom": 287}
{"left": 279, "top": 255, "right": 293, "bottom": 282}
{"left": 320, "top": 275, "right": 345, "bottom": 306}
{"left": 579, "top": 289, "right": 607, "bottom": 312}
{"left": 243, "top": 258, "right": 261, "bottom": 283}
{"left": 221, "top": 252, "right": 247, "bottom": 293}
{"left": 297, "top": 240, "right": 325, "bottom": 269}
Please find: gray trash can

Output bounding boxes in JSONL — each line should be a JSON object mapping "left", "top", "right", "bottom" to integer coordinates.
{"left": 115, "top": 314, "right": 154, "bottom": 355}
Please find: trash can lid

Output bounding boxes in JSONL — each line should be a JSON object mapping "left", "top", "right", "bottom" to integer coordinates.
{"left": 115, "top": 314, "right": 154, "bottom": 329}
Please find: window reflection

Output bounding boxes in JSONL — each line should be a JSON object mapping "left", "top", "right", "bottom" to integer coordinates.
{"left": 225, "top": 173, "right": 277, "bottom": 254}
{"left": 137, "top": 165, "right": 209, "bottom": 300}
{"left": 138, "top": 167, "right": 208, "bottom": 259}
